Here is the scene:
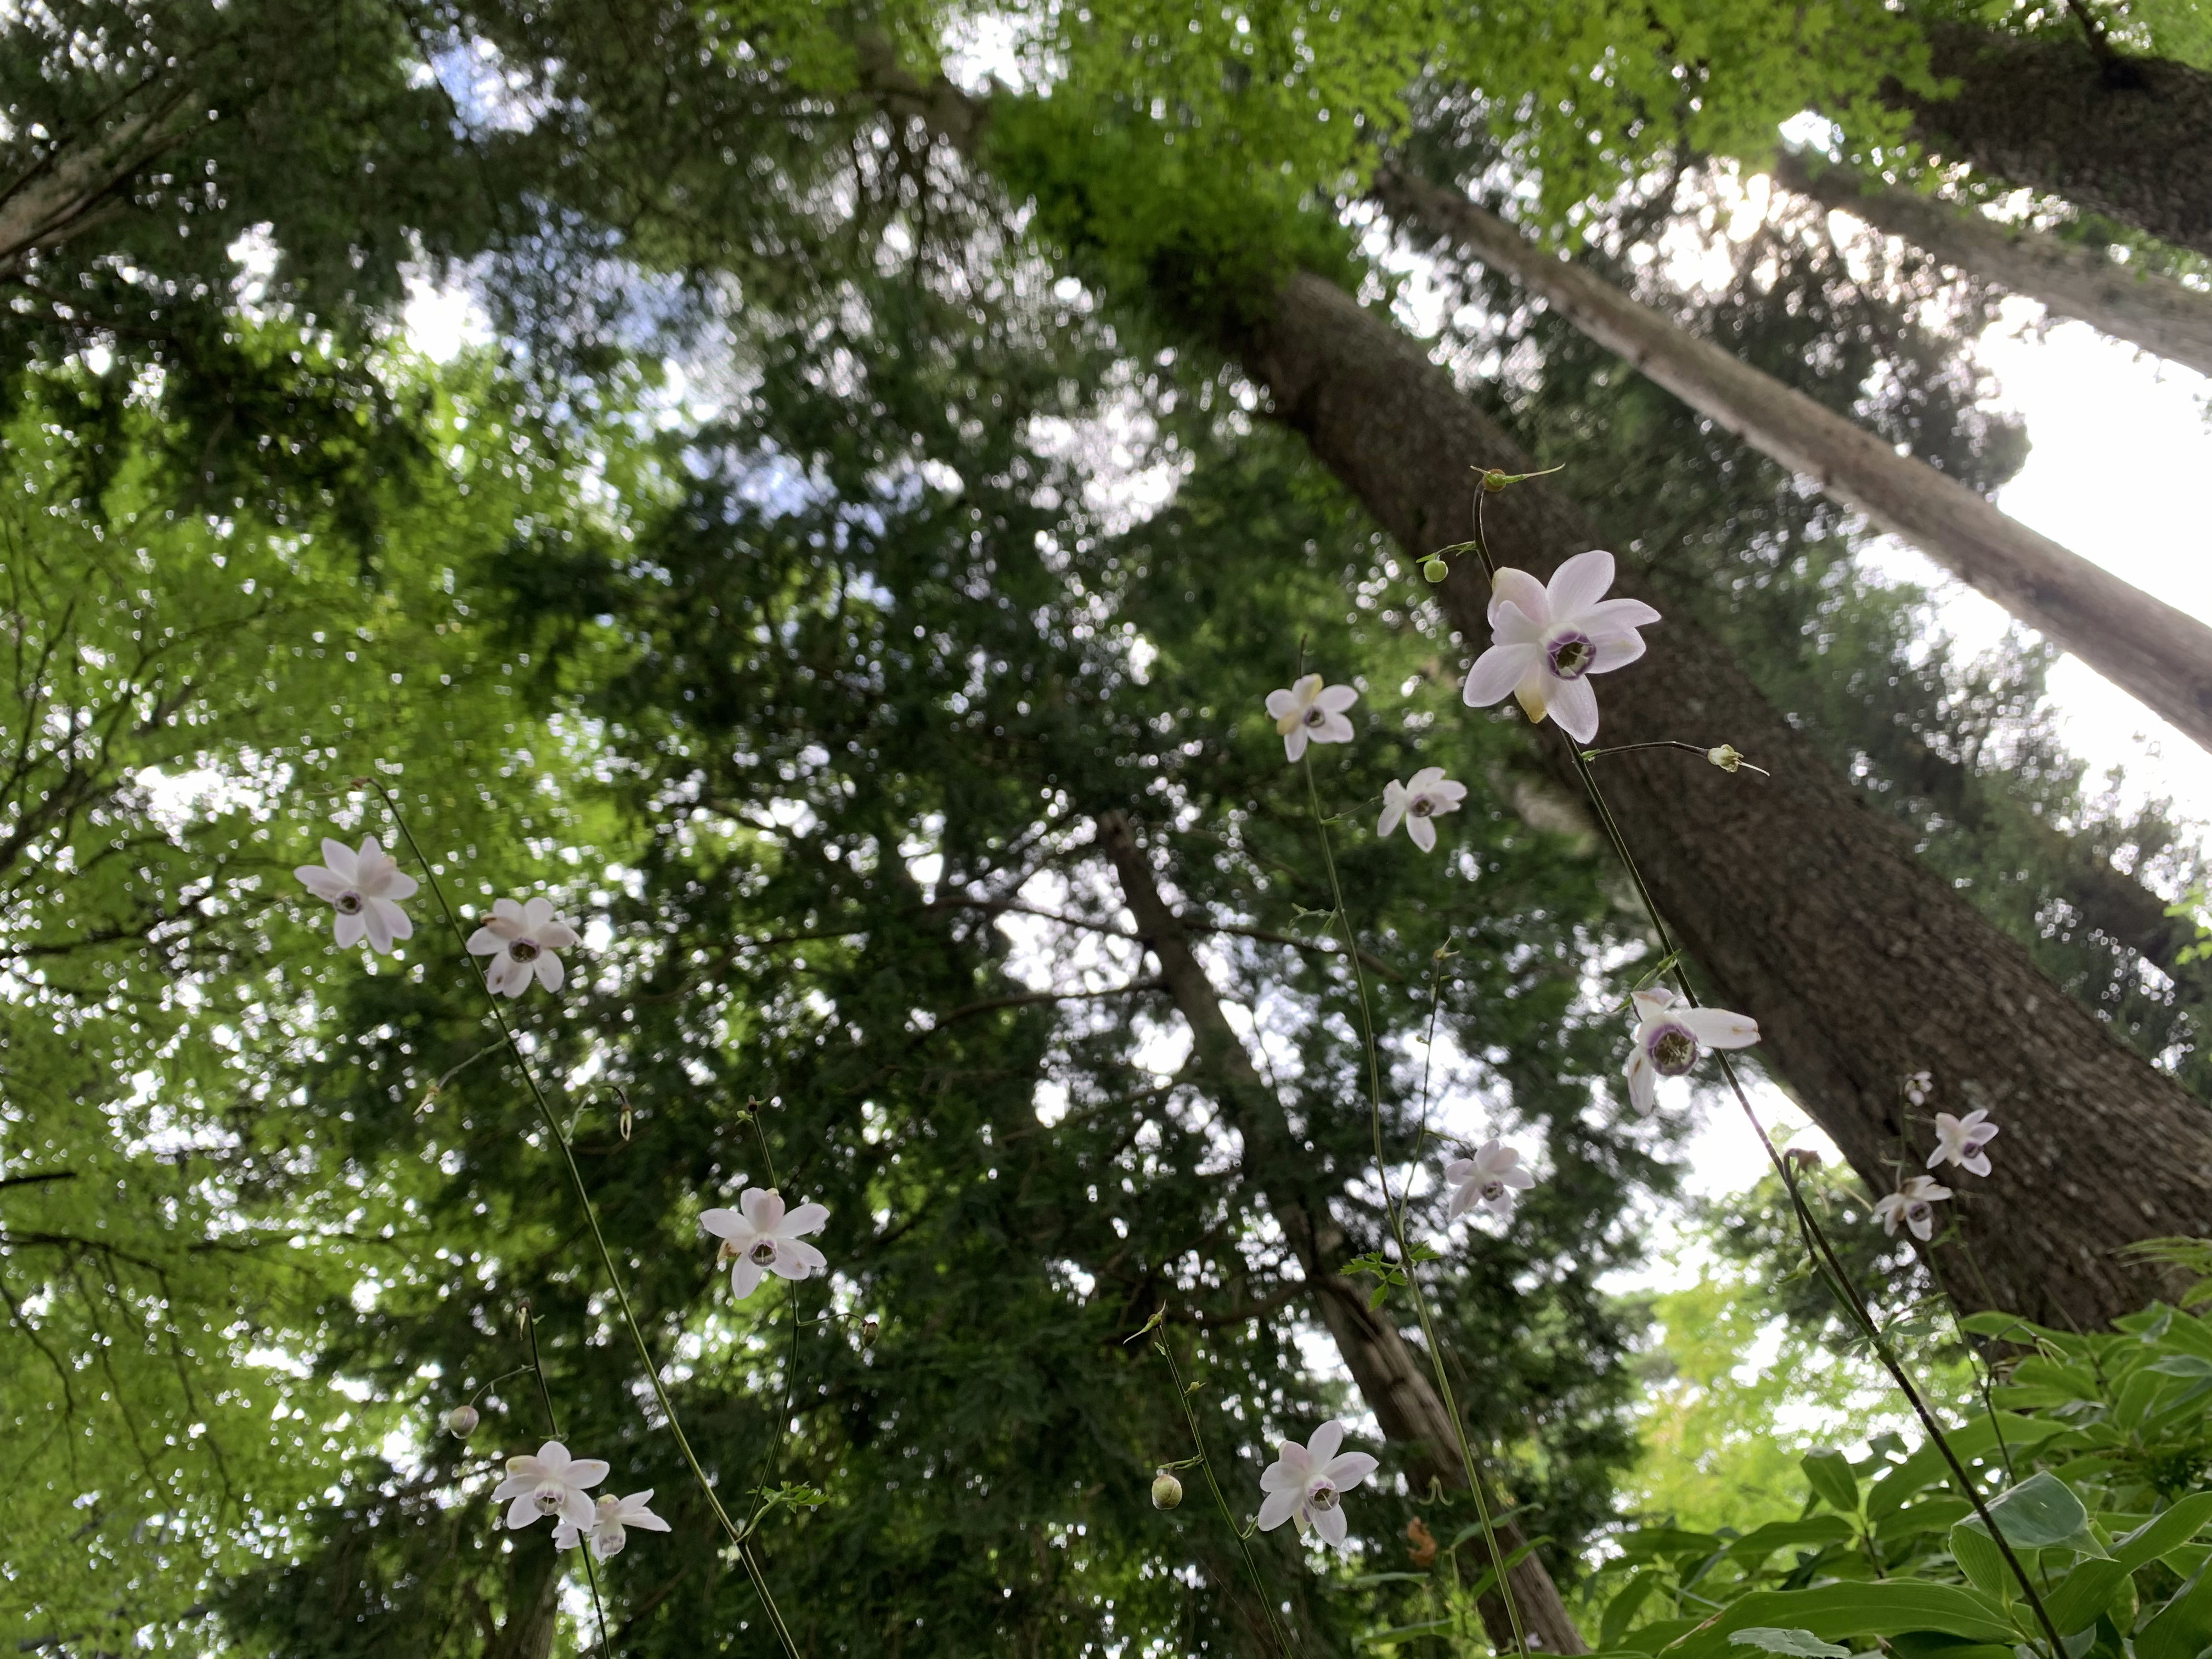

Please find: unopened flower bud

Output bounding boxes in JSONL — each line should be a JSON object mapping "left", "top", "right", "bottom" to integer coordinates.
{"left": 1783, "top": 1147, "right": 1822, "bottom": 1173}
{"left": 860, "top": 1316, "right": 879, "bottom": 1348}
{"left": 442, "top": 1404, "right": 478, "bottom": 1438}
{"left": 1420, "top": 556, "right": 1448, "bottom": 583}
{"left": 1707, "top": 744, "right": 1743, "bottom": 773}
{"left": 1152, "top": 1470, "right": 1184, "bottom": 1510}
{"left": 1480, "top": 468, "right": 1510, "bottom": 494}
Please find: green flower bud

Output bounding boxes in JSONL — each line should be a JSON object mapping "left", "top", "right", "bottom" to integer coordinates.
{"left": 442, "top": 1404, "right": 478, "bottom": 1438}
{"left": 1151, "top": 1470, "right": 1184, "bottom": 1510}
{"left": 1420, "top": 556, "right": 1449, "bottom": 584}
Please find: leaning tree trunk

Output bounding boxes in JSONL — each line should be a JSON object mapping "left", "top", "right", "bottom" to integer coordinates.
{"left": 1097, "top": 810, "right": 1588, "bottom": 1654}
{"left": 1232, "top": 270, "right": 2212, "bottom": 1332}
{"left": 1376, "top": 166, "right": 2212, "bottom": 757}
{"left": 1771, "top": 150, "right": 2212, "bottom": 380}
{"left": 1895, "top": 21, "right": 2212, "bottom": 262}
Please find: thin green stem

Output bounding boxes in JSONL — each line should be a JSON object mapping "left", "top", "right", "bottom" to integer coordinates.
{"left": 1154, "top": 1325, "right": 1298, "bottom": 1658}
{"left": 1299, "top": 757, "right": 1531, "bottom": 1657}
{"left": 1559, "top": 749, "right": 2066, "bottom": 1655}
{"left": 366, "top": 782, "right": 801, "bottom": 1658}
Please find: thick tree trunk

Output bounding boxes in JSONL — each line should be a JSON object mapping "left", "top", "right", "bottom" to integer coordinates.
{"left": 1771, "top": 151, "right": 2212, "bottom": 380}
{"left": 1378, "top": 167, "right": 2212, "bottom": 757}
{"left": 1897, "top": 21, "right": 2212, "bottom": 262}
{"left": 1097, "top": 810, "right": 1588, "bottom": 1654}
{"left": 1235, "top": 270, "right": 2212, "bottom": 1331}
{"left": 0, "top": 99, "right": 195, "bottom": 275}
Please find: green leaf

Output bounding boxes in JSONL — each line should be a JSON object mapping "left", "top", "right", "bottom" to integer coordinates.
{"left": 1657, "top": 1582, "right": 2021, "bottom": 1659}
{"left": 2148, "top": 1355, "right": 2212, "bottom": 1378}
{"left": 1802, "top": 1451, "right": 1862, "bottom": 1515}
{"left": 1958, "top": 1472, "right": 2110, "bottom": 1559}
{"left": 2115, "top": 1492, "right": 2212, "bottom": 1571}
{"left": 1601, "top": 1571, "right": 1666, "bottom": 1649}
{"left": 2139, "top": 1568, "right": 2212, "bottom": 1659}
{"left": 2045, "top": 1559, "right": 2131, "bottom": 1635}
{"left": 1357, "top": 1618, "right": 1458, "bottom": 1646}
{"left": 1729, "top": 1628, "right": 1851, "bottom": 1657}
{"left": 1728, "top": 1517, "right": 1857, "bottom": 1566}
{"left": 1949, "top": 1522, "right": 2013, "bottom": 1600}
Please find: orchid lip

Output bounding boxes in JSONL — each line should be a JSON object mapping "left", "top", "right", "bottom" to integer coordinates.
{"left": 509, "top": 939, "right": 540, "bottom": 962}
{"left": 334, "top": 891, "right": 363, "bottom": 914}
{"left": 1547, "top": 630, "right": 1595, "bottom": 680}
{"left": 748, "top": 1239, "right": 779, "bottom": 1265}
{"left": 1308, "top": 1483, "right": 1339, "bottom": 1510}
{"left": 1648, "top": 1023, "right": 1700, "bottom": 1076}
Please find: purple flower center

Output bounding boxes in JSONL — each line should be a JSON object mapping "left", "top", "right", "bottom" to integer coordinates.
{"left": 334, "top": 891, "right": 363, "bottom": 915}
{"left": 748, "top": 1238, "right": 780, "bottom": 1266}
{"left": 1548, "top": 631, "right": 1595, "bottom": 680}
{"left": 509, "top": 939, "right": 540, "bottom": 963}
{"left": 1308, "top": 1482, "right": 1339, "bottom": 1511}
{"left": 1302, "top": 704, "right": 1327, "bottom": 727}
{"left": 533, "top": 1482, "right": 566, "bottom": 1514}
{"left": 1410, "top": 796, "right": 1434, "bottom": 817}
{"left": 1905, "top": 1201, "right": 1932, "bottom": 1227}
{"left": 1479, "top": 1179, "right": 1505, "bottom": 1203}
{"left": 1649, "top": 1024, "right": 1700, "bottom": 1076}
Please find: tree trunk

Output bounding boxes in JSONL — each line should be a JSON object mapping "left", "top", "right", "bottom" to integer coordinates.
{"left": 1894, "top": 21, "right": 2212, "bottom": 262}
{"left": 1234, "top": 269, "right": 2212, "bottom": 1333}
{"left": 0, "top": 98, "right": 196, "bottom": 276}
{"left": 1376, "top": 166, "right": 2212, "bottom": 757}
{"left": 1097, "top": 810, "right": 1589, "bottom": 1654}
{"left": 1771, "top": 150, "right": 2212, "bottom": 380}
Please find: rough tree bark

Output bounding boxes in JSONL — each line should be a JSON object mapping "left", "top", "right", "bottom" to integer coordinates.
{"left": 1771, "top": 150, "right": 2212, "bottom": 380}
{"left": 1097, "top": 810, "right": 1588, "bottom": 1654}
{"left": 1896, "top": 21, "right": 2212, "bottom": 262}
{"left": 1234, "top": 271, "right": 2212, "bottom": 1331}
{"left": 1377, "top": 166, "right": 2212, "bottom": 758}
{"left": 0, "top": 97, "right": 198, "bottom": 276}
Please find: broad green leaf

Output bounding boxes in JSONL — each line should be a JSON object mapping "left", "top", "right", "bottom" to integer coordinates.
{"left": 2139, "top": 1568, "right": 2212, "bottom": 1659}
{"left": 2115, "top": 1493, "right": 2212, "bottom": 1571}
{"left": 1657, "top": 1582, "right": 2021, "bottom": 1659}
{"left": 1602, "top": 1571, "right": 1667, "bottom": 1650}
{"left": 2148, "top": 1356, "right": 2212, "bottom": 1378}
{"left": 2046, "top": 1559, "right": 2131, "bottom": 1635}
{"left": 1729, "top": 1628, "right": 1850, "bottom": 1657}
{"left": 1957, "top": 1473, "right": 2108, "bottom": 1558}
{"left": 1949, "top": 1522, "right": 2013, "bottom": 1600}
{"left": 1729, "top": 1517, "right": 1857, "bottom": 1565}
{"left": 1803, "top": 1451, "right": 1862, "bottom": 1515}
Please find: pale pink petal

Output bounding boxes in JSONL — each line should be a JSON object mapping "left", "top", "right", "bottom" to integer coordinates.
{"left": 1314, "top": 683, "right": 1358, "bottom": 713}
{"left": 1625, "top": 1048, "right": 1657, "bottom": 1114}
{"left": 1589, "top": 631, "right": 1646, "bottom": 674}
{"left": 1262, "top": 1443, "right": 1312, "bottom": 1488}
{"left": 535, "top": 951, "right": 565, "bottom": 993}
{"left": 1578, "top": 596, "right": 1663, "bottom": 634}
{"left": 1310, "top": 709, "right": 1355, "bottom": 746}
{"left": 552, "top": 1520, "right": 583, "bottom": 1550}
{"left": 773, "top": 1239, "right": 826, "bottom": 1279}
{"left": 535, "top": 919, "right": 579, "bottom": 950}
{"left": 516, "top": 896, "right": 551, "bottom": 928}
{"left": 1546, "top": 675, "right": 1600, "bottom": 743}
{"left": 379, "top": 867, "right": 419, "bottom": 901}
{"left": 565, "top": 1459, "right": 610, "bottom": 1488}
{"left": 1307, "top": 1420, "right": 1345, "bottom": 1466}
{"left": 1378, "top": 783, "right": 1408, "bottom": 839}
{"left": 492, "top": 1474, "right": 537, "bottom": 1500}
{"left": 1430, "top": 779, "right": 1468, "bottom": 807}
{"left": 1407, "top": 814, "right": 1437, "bottom": 852}
{"left": 558, "top": 1486, "right": 596, "bottom": 1528}
{"left": 698, "top": 1206, "right": 745, "bottom": 1240}
{"left": 1312, "top": 1500, "right": 1350, "bottom": 1547}
{"left": 492, "top": 898, "right": 527, "bottom": 925}
{"left": 1629, "top": 988, "right": 1676, "bottom": 1022}
{"left": 1546, "top": 549, "right": 1616, "bottom": 618}
{"left": 744, "top": 1188, "right": 787, "bottom": 1232}
{"left": 1679, "top": 1007, "right": 1759, "bottom": 1049}
{"left": 1323, "top": 1452, "right": 1378, "bottom": 1488}
{"left": 363, "top": 901, "right": 396, "bottom": 955}
{"left": 1257, "top": 1488, "right": 1301, "bottom": 1531}
{"left": 1283, "top": 726, "right": 1310, "bottom": 763}
{"left": 624, "top": 1507, "right": 671, "bottom": 1533}
{"left": 506, "top": 1493, "right": 543, "bottom": 1530}
{"left": 1490, "top": 599, "right": 1544, "bottom": 647}
{"left": 296, "top": 866, "right": 348, "bottom": 900}
{"left": 1463, "top": 643, "right": 1539, "bottom": 708}
{"left": 1502, "top": 1166, "right": 1536, "bottom": 1190}
{"left": 1448, "top": 1178, "right": 1477, "bottom": 1218}
{"left": 320, "top": 839, "right": 360, "bottom": 883}
{"left": 489, "top": 956, "right": 529, "bottom": 997}
{"left": 465, "top": 926, "right": 503, "bottom": 957}
{"left": 334, "top": 909, "right": 366, "bottom": 950}
{"left": 1408, "top": 767, "right": 1448, "bottom": 792}
{"left": 368, "top": 898, "right": 412, "bottom": 945}
{"left": 1488, "top": 567, "right": 1548, "bottom": 628}
{"left": 783, "top": 1202, "right": 830, "bottom": 1236}
{"left": 729, "top": 1255, "right": 768, "bottom": 1298}
{"left": 1265, "top": 687, "right": 1301, "bottom": 720}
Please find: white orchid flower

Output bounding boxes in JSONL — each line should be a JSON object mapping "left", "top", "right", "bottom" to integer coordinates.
{"left": 1379, "top": 767, "right": 1468, "bottom": 852}
{"left": 1256, "top": 1420, "right": 1378, "bottom": 1550}
{"left": 1926, "top": 1109, "right": 1999, "bottom": 1177}
{"left": 1444, "top": 1140, "right": 1537, "bottom": 1218}
{"left": 700, "top": 1187, "right": 829, "bottom": 1298}
{"left": 492, "top": 1440, "right": 608, "bottom": 1531}
{"left": 1461, "top": 550, "right": 1661, "bottom": 743}
{"left": 1622, "top": 985, "right": 1759, "bottom": 1113}
{"left": 1875, "top": 1175, "right": 1953, "bottom": 1241}
{"left": 1265, "top": 673, "right": 1358, "bottom": 761}
{"left": 295, "top": 834, "right": 417, "bottom": 953}
{"left": 554, "top": 1489, "right": 670, "bottom": 1559}
{"left": 466, "top": 896, "right": 579, "bottom": 997}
